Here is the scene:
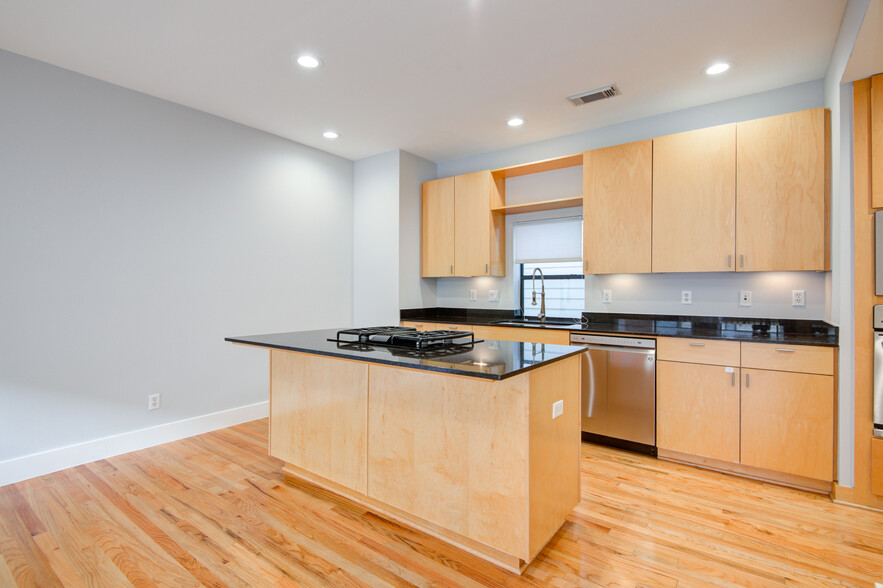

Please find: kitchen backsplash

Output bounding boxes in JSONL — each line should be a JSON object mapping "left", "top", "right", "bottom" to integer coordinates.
{"left": 433, "top": 270, "right": 828, "bottom": 320}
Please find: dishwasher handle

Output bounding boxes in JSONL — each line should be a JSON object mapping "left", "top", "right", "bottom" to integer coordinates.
{"left": 575, "top": 343, "right": 657, "bottom": 356}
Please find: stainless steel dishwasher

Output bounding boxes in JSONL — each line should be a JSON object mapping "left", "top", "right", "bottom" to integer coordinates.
{"left": 570, "top": 333, "right": 657, "bottom": 456}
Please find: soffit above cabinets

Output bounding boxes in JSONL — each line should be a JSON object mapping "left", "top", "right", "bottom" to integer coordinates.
{"left": 0, "top": 0, "right": 846, "bottom": 162}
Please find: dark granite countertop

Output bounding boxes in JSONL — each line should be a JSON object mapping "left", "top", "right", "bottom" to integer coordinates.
{"left": 225, "top": 328, "right": 586, "bottom": 380}
{"left": 400, "top": 308, "right": 838, "bottom": 347}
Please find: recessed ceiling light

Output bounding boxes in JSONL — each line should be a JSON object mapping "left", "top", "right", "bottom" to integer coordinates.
{"left": 296, "top": 55, "right": 322, "bottom": 69}
{"left": 323, "top": 131, "right": 338, "bottom": 139}
{"left": 507, "top": 117, "right": 524, "bottom": 127}
{"left": 704, "top": 62, "right": 731, "bottom": 76}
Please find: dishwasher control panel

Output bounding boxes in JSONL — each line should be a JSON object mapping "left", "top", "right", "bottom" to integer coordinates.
{"left": 570, "top": 333, "right": 656, "bottom": 348}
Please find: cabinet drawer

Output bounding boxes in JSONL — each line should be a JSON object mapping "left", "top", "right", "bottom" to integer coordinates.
{"left": 657, "top": 337, "right": 740, "bottom": 366}
{"left": 477, "top": 325, "right": 571, "bottom": 345}
{"left": 401, "top": 321, "right": 435, "bottom": 331}
{"left": 432, "top": 322, "right": 470, "bottom": 332}
{"left": 740, "top": 342, "right": 834, "bottom": 375}
{"left": 873, "top": 438, "right": 883, "bottom": 496}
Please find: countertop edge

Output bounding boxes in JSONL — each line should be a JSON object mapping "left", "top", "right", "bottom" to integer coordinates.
{"left": 225, "top": 337, "right": 586, "bottom": 380}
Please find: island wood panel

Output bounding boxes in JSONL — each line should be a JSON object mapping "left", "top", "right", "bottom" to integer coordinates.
{"left": 849, "top": 77, "right": 883, "bottom": 509}
{"left": 656, "top": 337, "right": 740, "bottom": 366}
{"left": 527, "top": 357, "right": 580, "bottom": 559}
{"left": 735, "top": 108, "right": 830, "bottom": 271}
{"left": 454, "top": 170, "right": 502, "bottom": 276}
{"left": 652, "top": 124, "right": 736, "bottom": 272}
{"left": 367, "top": 364, "right": 530, "bottom": 559}
{"left": 872, "top": 73, "right": 883, "bottom": 208}
{"left": 269, "top": 350, "right": 368, "bottom": 493}
{"left": 657, "top": 361, "right": 740, "bottom": 463}
{"left": 740, "top": 342, "right": 834, "bottom": 375}
{"left": 473, "top": 325, "right": 572, "bottom": 345}
{"left": 741, "top": 368, "right": 834, "bottom": 482}
{"left": 421, "top": 176, "right": 455, "bottom": 277}
{"left": 583, "top": 140, "right": 652, "bottom": 274}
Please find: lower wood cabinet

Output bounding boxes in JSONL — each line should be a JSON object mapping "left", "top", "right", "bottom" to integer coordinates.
{"left": 740, "top": 368, "right": 834, "bottom": 481}
{"left": 656, "top": 338, "right": 836, "bottom": 486}
{"left": 657, "top": 361, "right": 740, "bottom": 463}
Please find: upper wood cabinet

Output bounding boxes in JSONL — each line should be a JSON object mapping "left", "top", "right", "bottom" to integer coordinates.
{"left": 421, "top": 171, "right": 505, "bottom": 277}
{"left": 583, "top": 140, "right": 652, "bottom": 274}
{"left": 652, "top": 124, "right": 736, "bottom": 272}
{"left": 421, "top": 177, "right": 455, "bottom": 277}
{"left": 736, "top": 108, "right": 830, "bottom": 271}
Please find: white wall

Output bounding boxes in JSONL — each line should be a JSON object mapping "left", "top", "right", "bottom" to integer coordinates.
{"left": 0, "top": 50, "right": 354, "bottom": 462}
{"left": 824, "top": 0, "right": 870, "bottom": 488}
{"left": 353, "top": 150, "right": 400, "bottom": 325}
{"left": 398, "top": 151, "right": 438, "bottom": 309}
{"left": 432, "top": 80, "right": 829, "bottom": 319}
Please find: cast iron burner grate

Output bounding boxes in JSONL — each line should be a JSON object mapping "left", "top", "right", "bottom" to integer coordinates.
{"left": 330, "top": 326, "right": 481, "bottom": 351}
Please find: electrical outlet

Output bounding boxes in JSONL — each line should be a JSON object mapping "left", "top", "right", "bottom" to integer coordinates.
{"left": 148, "top": 393, "right": 161, "bottom": 410}
{"left": 488, "top": 289, "right": 499, "bottom": 302}
{"left": 552, "top": 400, "right": 564, "bottom": 419}
{"left": 681, "top": 290, "right": 692, "bottom": 305}
{"left": 739, "top": 290, "right": 752, "bottom": 307}
{"left": 469, "top": 288, "right": 477, "bottom": 301}
{"left": 601, "top": 289, "right": 612, "bottom": 304}
{"left": 792, "top": 290, "right": 806, "bottom": 307}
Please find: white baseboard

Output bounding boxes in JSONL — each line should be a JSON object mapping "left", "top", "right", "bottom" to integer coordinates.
{"left": 0, "top": 401, "right": 269, "bottom": 488}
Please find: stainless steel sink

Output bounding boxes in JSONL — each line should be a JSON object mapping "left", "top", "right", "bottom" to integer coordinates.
{"left": 494, "top": 319, "right": 583, "bottom": 328}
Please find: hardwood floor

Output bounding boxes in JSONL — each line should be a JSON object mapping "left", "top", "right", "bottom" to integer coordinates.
{"left": 1, "top": 419, "right": 881, "bottom": 587}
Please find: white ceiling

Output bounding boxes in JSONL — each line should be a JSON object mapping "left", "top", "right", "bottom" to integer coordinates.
{"left": 0, "top": 0, "right": 846, "bottom": 163}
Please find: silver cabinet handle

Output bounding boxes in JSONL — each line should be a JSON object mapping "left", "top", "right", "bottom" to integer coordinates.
{"left": 584, "top": 260, "right": 588, "bottom": 272}
{"left": 775, "top": 348, "right": 795, "bottom": 352}
{"left": 740, "top": 254, "right": 744, "bottom": 268}
{"left": 728, "top": 254, "right": 732, "bottom": 268}
{"left": 731, "top": 372, "right": 735, "bottom": 386}
{"left": 688, "top": 342, "right": 705, "bottom": 347}
{"left": 745, "top": 373, "right": 750, "bottom": 388}
{"left": 485, "top": 263, "right": 488, "bottom": 273}
{"left": 450, "top": 265, "right": 453, "bottom": 274}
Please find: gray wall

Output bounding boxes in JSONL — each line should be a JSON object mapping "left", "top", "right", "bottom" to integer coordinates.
{"left": 427, "top": 79, "right": 830, "bottom": 320}
{"left": 0, "top": 50, "right": 354, "bottom": 461}
{"left": 353, "top": 150, "right": 400, "bottom": 325}
{"left": 398, "top": 151, "right": 438, "bottom": 309}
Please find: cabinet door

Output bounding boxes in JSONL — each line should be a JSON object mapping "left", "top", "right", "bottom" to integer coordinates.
{"left": 657, "top": 361, "right": 740, "bottom": 463}
{"left": 736, "top": 108, "right": 830, "bottom": 271}
{"left": 653, "top": 124, "right": 736, "bottom": 272}
{"left": 421, "top": 177, "right": 455, "bottom": 277}
{"left": 583, "top": 140, "right": 652, "bottom": 274}
{"left": 454, "top": 171, "right": 504, "bottom": 276}
{"left": 740, "top": 369, "right": 834, "bottom": 481}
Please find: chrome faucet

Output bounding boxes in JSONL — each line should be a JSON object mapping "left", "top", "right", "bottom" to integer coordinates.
{"left": 531, "top": 268, "right": 546, "bottom": 322}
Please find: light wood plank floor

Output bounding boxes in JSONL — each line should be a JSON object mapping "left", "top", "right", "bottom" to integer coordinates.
{"left": 1, "top": 419, "right": 881, "bottom": 587}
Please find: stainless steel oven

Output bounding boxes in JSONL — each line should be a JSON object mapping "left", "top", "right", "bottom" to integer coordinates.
{"left": 570, "top": 333, "right": 657, "bottom": 456}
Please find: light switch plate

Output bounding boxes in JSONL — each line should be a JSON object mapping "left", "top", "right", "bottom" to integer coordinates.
{"left": 601, "top": 290, "right": 612, "bottom": 304}
{"left": 552, "top": 400, "right": 564, "bottom": 419}
{"left": 488, "top": 289, "right": 499, "bottom": 302}
{"left": 739, "top": 290, "right": 752, "bottom": 306}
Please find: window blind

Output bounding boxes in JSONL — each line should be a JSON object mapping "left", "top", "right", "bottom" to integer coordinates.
{"left": 513, "top": 217, "right": 582, "bottom": 263}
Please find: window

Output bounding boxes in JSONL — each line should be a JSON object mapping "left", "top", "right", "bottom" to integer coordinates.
{"left": 520, "top": 262, "right": 585, "bottom": 319}
{"left": 513, "top": 217, "right": 585, "bottom": 319}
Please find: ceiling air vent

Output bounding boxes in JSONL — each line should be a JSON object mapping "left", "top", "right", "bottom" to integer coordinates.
{"left": 567, "top": 84, "right": 619, "bottom": 106}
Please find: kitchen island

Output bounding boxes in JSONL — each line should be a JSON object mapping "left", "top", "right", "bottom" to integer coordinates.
{"left": 226, "top": 327, "right": 585, "bottom": 573}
